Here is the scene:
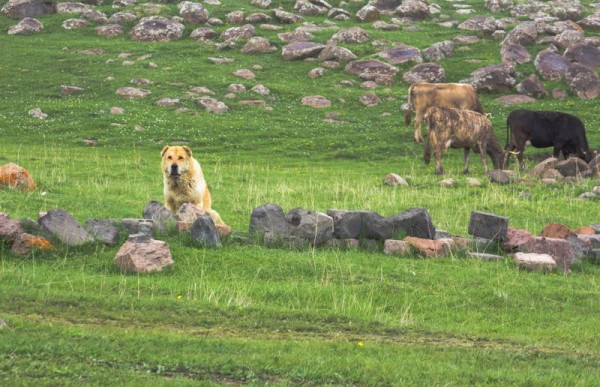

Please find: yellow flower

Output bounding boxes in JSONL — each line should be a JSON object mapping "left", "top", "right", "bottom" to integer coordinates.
{"left": 177, "top": 294, "right": 183, "bottom": 299}
{"left": 357, "top": 341, "right": 364, "bottom": 348}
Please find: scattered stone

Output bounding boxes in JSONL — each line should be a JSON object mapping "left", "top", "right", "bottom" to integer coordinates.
{"left": 61, "top": 18, "right": 88, "bottom": 30}
{"left": 195, "top": 97, "right": 229, "bottom": 113}
{"left": 395, "top": 0, "right": 430, "bottom": 20}
{"left": 241, "top": 36, "right": 276, "bottom": 54}
{"left": 178, "top": 1, "right": 209, "bottom": 24}
{"left": 526, "top": 237, "right": 574, "bottom": 272}
{"left": 142, "top": 201, "right": 176, "bottom": 234}
{"left": 359, "top": 92, "right": 381, "bottom": 107}
{"left": 494, "top": 94, "right": 537, "bottom": 105}
{"left": 356, "top": 5, "right": 380, "bottom": 22}
{"left": 377, "top": 44, "right": 422, "bottom": 65}
{"left": 286, "top": 208, "right": 334, "bottom": 246}
{"left": 60, "top": 85, "right": 84, "bottom": 96}
{"left": 383, "top": 173, "right": 408, "bottom": 186}
{"left": 465, "top": 64, "right": 516, "bottom": 93}
{"left": 190, "top": 214, "right": 221, "bottom": 247}
{"left": 488, "top": 169, "right": 518, "bottom": 184}
{"left": 383, "top": 239, "right": 410, "bottom": 257}
{"left": 535, "top": 48, "right": 570, "bottom": 80}
{"left": 282, "top": 42, "right": 327, "bottom": 60}
{"left": 514, "top": 252, "right": 557, "bottom": 271}
{"left": 8, "top": 16, "right": 43, "bottom": 35}
{"left": 501, "top": 227, "right": 532, "bottom": 251}
{"left": 156, "top": 98, "right": 181, "bottom": 107}
{"left": 130, "top": 16, "right": 185, "bottom": 42}
{"left": 1, "top": 0, "right": 56, "bottom": 19}
{"left": 468, "top": 252, "right": 504, "bottom": 260}
{"left": 116, "top": 87, "right": 151, "bottom": 99}
{"left": 249, "top": 203, "right": 289, "bottom": 245}
{"left": 11, "top": 232, "right": 52, "bottom": 255}
{"left": 302, "top": 95, "right": 331, "bottom": 108}
{"left": 220, "top": 24, "right": 255, "bottom": 41}
{"left": 468, "top": 211, "right": 509, "bottom": 241}
{"left": 328, "top": 27, "right": 371, "bottom": 44}
{"left": 404, "top": 236, "right": 452, "bottom": 257}
{"left": 96, "top": 24, "right": 124, "bottom": 37}
{"left": 0, "top": 215, "right": 25, "bottom": 244}
{"left": 114, "top": 234, "right": 173, "bottom": 273}
{"left": 500, "top": 43, "right": 531, "bottom": 64}
{"left": 402, "top": 62, "right": 445, "bottom": 84}
{"left": 28, "top": 108, "right": 47, "bottom": 119}
{"left": 84, "top": 219, "right": 120, "bottom": 245}
{"left": 565, "top": 62, "right": 600, "bottom": 100}
{"left": 39, "top": 209, "right": 94, "bottom": 246}
{"left": 515, "top": 74, "right": 548, "bottom": 99}
{"left": 466, "top": 178, "right": 482, "bottom": 186}
{"left": 0, "top": 163, "right": 36, "bottom": 190}
{"left": 121, "top": 219, "right": 154, "bottom": 238}
{"left": 555, "top": 157, "right": 589, "bottom": 177}
{"left": 344, "top": 59, "right": 398, "bottom": 84}
{"left": 233, "top": 69, "right": 256, "bottom": 79}
{"left": 272, "top": 9, "right": 304, "bottom": 24}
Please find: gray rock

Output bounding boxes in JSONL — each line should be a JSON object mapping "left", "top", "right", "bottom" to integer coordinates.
{"left": 282, "top": 42, "right": 326, "bottom": 60}
{"left": 578, "top": 11, "right": 600, "bottom": 30}
{"left": 317, "top": 45, "right": 357, "bottom": 62}
{"left": 514, "top": 252, "right": 557, "bottom": 271}
{"left": 402, "top": 62, "right": 445, "bottom": 84}
{"left": 345, "top": 59, "right": 398, "bottom": 84}
{"left": 121, "top": 218, "right": 154, "bottom": 238}
{"left": 286, "top": 208, "right": 334, "bottom": 246}
{"left": 565, "top": 63, "right": 600, "bottom": 100}
{"left": 195, "top": 97, "right": 228, "bottom": 114}
{"left": 383, "top": 239, "right": 410, "bottom": 257}
{"left": 395, "top": 0, "right": 429, "bottom": 20}
{"left": 555, "top": 157, "right": 589, "bottom": 177}
{"left": 535, "top": 48, "right": 570, "bottom": 80}
{"left": 142, "top": 201, "right": 176, "bottom": 234}
{"left": 39, "top": 209, "right": 94, "bottom": 246}
{"left": 84, "top": 219, "right": 120, "bottom": 245}
{"left": 528, "top": 157, "right": 559, "bottom": 177}
{"left": 328, "top": 27, "right": 371, "bottom": 44}
{"left": 241, "top": 36, "right": 276, "bottom": 54}
{"left": 423, "top": 40, "right": 454, "bottom": 62}
{"left": 503, "top": 21, "right": 537, "bottom": 45}
{"left": 458, "top": 16, "right": 499, "bottom": 35}
{"left": 327, "top": 210, "right": 370, "bottom": 239}
{"left": 178, "top": 1, "right": 209, "bottom": 24}
{"left": 220, "top": 24, "right": 255, "bottom": 41}
{"left": 272, "top": 9, "right": 304, "bottom": 24}
{"left": 488, "top": 169, "right": 518, "bottom": 184}
{"left": 294, "top": 0, "right": 330, "bottom": 16}
{"left": 356, "top": 5, "right": 380, "bottom": 22}
{"left": 468, "top": 210, "right": 509, "bottom": 241}
{"left": 1, "top": 0, "right": 56, "bottom": 19}
{"left": 249, "top": 203, "right": 289, "bottom": 244}
{"left": 8, "top": 17, "right": 43, "bottom": 35}
{"left": 526, "top": 236, "right": 574, "bottom": 272}
{"left": 114, "top": 234, "right": 173, "bottom": 273}
{"left": 0, "top": 214, "right": 25, "bottom": 244}
{"left": 516, "top": 74, "right": 548, "bottom": 99}
{"left": 130, "top": 16, "right": 185, "bottom": 42}
{"left": 468, "top": 252, "right": 505, "bottom": 260}
{"left": 377, "top": 44, "right": 422, "bottom": 65}
{"left": 96, "top": 24, "right": 124, "bottom": 37}
{"left": 190, "top": 214, "right": 220, "bottom": 247}
{"left": 500, "top": 43, "right": 531, "bottom": 64}
{"left": 388, "top": 207, "right": 436, "bottom": 239}
{"left": 465, "top": 63, "right": 516, "bottom": 93}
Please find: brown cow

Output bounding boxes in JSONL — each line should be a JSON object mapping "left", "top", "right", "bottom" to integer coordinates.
{"left": 405, "top": 82, "right": 484, "bottom": 143}
{"left": 423, "top": 107, "right": 503, "bottom": 175}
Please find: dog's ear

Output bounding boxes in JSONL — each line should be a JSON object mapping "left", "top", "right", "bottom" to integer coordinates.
{"left": 182, "top": 146, "right": 193, "bottom": 157}
{"left": 161, "top": 146, "right": 170, "bottom": 157}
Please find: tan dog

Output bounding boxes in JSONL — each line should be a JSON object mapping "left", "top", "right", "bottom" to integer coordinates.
{"left": 161, "top": 146, "right": 225, "bottom": 226}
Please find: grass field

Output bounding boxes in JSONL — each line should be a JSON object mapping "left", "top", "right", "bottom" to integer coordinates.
{"left": 1, "top": 0, "right": 600, "bottom": 384}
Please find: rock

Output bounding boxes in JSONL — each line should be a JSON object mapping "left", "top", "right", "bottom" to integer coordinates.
{"left": 328, "top": 27, "right": 371, "bottom": 44}
{"left": 245, "top": 12, "right": 271, "bottom": 24}
{"left": 539, "top": 222, "right": 573, "bottom": 239}
{"left": 465, "top": 64, "right": 516, "bottom": 93}
{"left": 190, "top": 214, "right": 221, "bottom": 247}
{"left": 294, "top": 0, "right": 330, "bottom": 16}
{"left": 377, "top": 44, "right": 422, "bottom": 65}
{"left": 116, "top": 87, "right": 151, "bottom": 99}
{"left": 486, "top": 0, "right": 512, "bottom": 13}
{"left": 114, "top": 234, "right": 173, "bottom": 273}
{"left": 175, "top": 203, "right": 205, "bottom": 223}
{"left": 241, "top": 36, "right": 276, "bottom": 54}
{"left": 356, "top": 5, "right": 380, "bottom": 22}
{"left": 60, "top": 85, "right": 84, "bottom": 96}
{"left": 402, "top": 62, "right": 445, "bottom": 84}
{"left": 500, "top": 43, "right": 531, "bottom": 64}
{"left": 1, "top": 0, "right": 56, "bottom": 19}
{"left": 423, "top": 40, "right": 454, "bottom": 62}
{"left": 514, "top": 252, "right": 557, "bottom": 271}
{"left": 345, "top": 60, "right": 398, "bottom": 84}
{"left": 383, "top": 173, "right": 408, "bottom": 186}
{"left": 56, "top": 3, "right": 91, "bottom": 14}
{"left": 272, "top": 9, "right": 304, "bottom": 24}
{"left": 318, "top": 45, "right": 357, "bottom": 62}
{"left": 555, "top": 157, "right": 589, "bottom": 177}
{"left": 308, "top": 67, "right": 325, "bottom": 79}
{"left": 554, "top": 29, "right": 585, "bottom": 49}
{"left": 541, "top": 168, "right": 564, "bottom": 181}
{"left": 503, "top": 21, "right": 537, "bottom": 45}
{"left": 286, "top": 208, "right": 334, "bottom": 246}
{"left": 468, "top": 210, "right": 509, "bottom": 241}
{"left": 251, "top": 84, "right": 270, "bottom": 95}
{"left": 121, "top": 218, "right": 154, "bottom": 238}
{"left": 61, "top": 18, "right": 88, "bottom": 30}
{"left": 282, "top": 42, "right": 326, "bottom": 60}
{"left": 458, "top": 16, "right": 499, "bottom": 34}
{"left": 526, "top": 236, "right": 574, "bottom": 272}
{"left": 142, "top": 200, "right": 176, "bottom": 234}
{"left": 535, "top": 48, "right": 570, "bottom": 80}
{"left": 501, "top": 227, "right": 532, "bottom": 251}
{"left": 327, "top": 210, "right": 369, "bottom": 239}
{"left": 8, "top": 17, "right": 43, "bottom": 35}
{"left": 252, "top": 0, "right": 271, "bottom": 9}
{"left": 233, "top": 69, "right": 256, "bottom": 79}
{"left": 577, "top": 234, "right": 600, "bottom": 248}
{"left": 108, "top": 12, "right": 137, "bottom": 24}
{"left": 156, "top": 98, "right": 181, "bottom": 107}
{"left": 278, "top": 29, "right": 313, "bottom": 42}
{"left": 575, "top": 226, "right": 596, "bottom": 235}
{"left": 178, "top": 1, "right": 209, "bottom": 24}
{"left": 528, "top": 157, "right": 559, "bottom": 177}
{"left": 84, "top": 219, "right": 120, "bottom": 245}
{"left": 249, "top": 203, "right": 289, "bottom": 245}
{"left": 219, "top": 24, "right": 255, "bottom": 41}
{"left": 226, "top": 10, "right": 244, "bottom": 24}
{"left": 578, "top": 11, "right": 600, "bottom": 30}
{"left": 130, "top": 16, "right": 185, "bottom": 42}
{"left": 195, "top": 97, "right": 229, "bottom": 114}
{"left": 494, "top": 94, "right": 537, "bottom": 106}
{"left": 404, "top": 236, "right": 452, "bottom": 257}
{"left": 488, "top": 169, "right": 518, "bottom": 184}
{"left": 0, "top": 163, "right": 36, "bottom": 190}
{"left": 0, "top": 215, "right": 25, "bottom": 244}
{"left": 439, "top": 178, "right": 456, "bottom": 187}
{"left": 190, "top": 27, "right": 216, "bottom": 40}
{"left": 382, "top": 239, "right": 409, "bottom": 256}
{"left": 552, "top": 88, "right": 568, "bottom": 101}
{"left": 28, "top": 108, "right": 47, "bottom": 119}
{"left": 11, "top": 233, "right": 52, "bottom": 255}
{"left": 39, "top": 209, "right": 94, "bottom": 246}
{"left": 302, "top": 95, "right": 331, "bottom": 108}
{"left": 515, "top": 74, "right": 548, "bottom": 99}
{"left": 359, "top": 92, "right": 381, "bottom": 106}
{"left": 81, "top": 9, "right": 107, "bottom": 23}
{"left": 96, "top": 24, "right": 124, "bottom": 37}
{"left": 466, "top": 178, "right": 482, "bottom": 186}
{"left": 565, "top": 63, "right": 600, "bottom": 100}
{"left": 389, "top": 208, "right": 436, "bottom": 239}
{"left": 395, "top": 0, "right": 429, "bottom": 20}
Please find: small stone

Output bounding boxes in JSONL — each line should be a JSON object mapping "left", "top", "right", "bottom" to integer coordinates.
{"left": 383, "top": 239, "right": 411, "bottom": 257}
{"left": 383, "top": 173, "right": 408, "bottom": 186}
{"left": 468, "top": 211, "right": 509, "bottom": 241}
{"left": 514, "top": 252, "right": 557, "bottom": 271}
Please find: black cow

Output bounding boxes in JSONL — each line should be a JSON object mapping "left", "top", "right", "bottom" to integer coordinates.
{"left": 504, "top": 109, "right": 593, "bottom": 170}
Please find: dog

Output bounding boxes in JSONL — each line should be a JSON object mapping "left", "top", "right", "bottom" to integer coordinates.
{"left": 161, "top": 145, "right": 225, "bottom": 226}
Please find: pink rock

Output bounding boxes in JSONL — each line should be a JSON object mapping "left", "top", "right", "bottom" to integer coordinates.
{"left": 501, "top": 227, "right": 532, "bottom": 251}
{"left": 0, "top": 215, "right": 25, "bottom": 244}
{"left": 114, "top": 235, "right": 173, "bottom": 273}
{"left": 404, "top": 236, "right": 452, "bottom": 257}
{"left": 526, "top": 237, "right": 574, "bottom": 273}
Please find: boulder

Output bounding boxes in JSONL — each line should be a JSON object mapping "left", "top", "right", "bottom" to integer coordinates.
{"left": 539, "top": 222, "right": 573, "bottom": 239}
{"left": 345, "top": 60, "right": 398, "bottom": 84}
{"left": 402, "top": 63, "right": 445, "bottom": 84}
{"left": 500, "top": 227, "right": 532, "bottom": 251}
{"left": 114, "top": 234, "right": 173, "bottom": 273}
{"left": 486, "top": 0, "right": 512, "bottom": 12}
{"left": 487, "top": 169, "right": 518, "bottom": 184}
{"left": 465, "top": 64, "right": 516, "bottom": 93}
{"left": 219, "top": 24, "right": 256, "bottom": 42}
{"left": 515, "top": 74, "right": 548, "bottom": 99}
{"left": 96, "top": 24, "right": 124, "bottom": 38}
{"left": 252, "top": 0, "right": 271, "bottom": 8}
{"left": 0, "top": 163, "right": 36, "bottom": 190}
{"left": 395, "top": 0, "right": 429, "bottom": 20}
{"left": 130, "top": 16, "right": 185, "bottom": 42}
{"left": 190, "top": 214, "right": 220, "bottom": 247}
{"left": 383, "top": 173, "right": 408, "bottom": 186}
{"left": 241, "top": 36, "right": 276, "bottom": 54}
{"left": 286, "top": 208, "right": 334, "bottom": 246}
{"left": 555, "top": 157, "right": 589, "bottom": 177}
{"left": 458, "top": 16, "right": 499, "bottom": 34}
{"left": 535, "top": 48, "right": 570, "bottom": 80}
{"left": 404, "top": 236, "right": 452, "bottom": 257}
{"left": 121, "top": 218, "right": 154, "bottom": 238}
{"left": 39, "top": 209, "right": 94, "bottom": 246}
{"left": 178, "top": 1, "right": 209, "bottom": 24}
{"left": 526, "top": 236, "right": 574, "bottom": 272}
{"left": 1, "top": 0, "right": 56, "bottom": 19}
{"left": 8, "top": 17, "right": 43, "bottom": 35}
{"left": 328, "top": 27, "right": 371, "bottom": 44}
{"left": 195, "top": 97, "right": 229, "bottom": 114}
{"left": 383, "top": 239, "right": 410, "bottom": 257}
{"left": 514, "top": 252, "right": 557, "bottom": 271}
{"left": 282, "top": 42, "right": 326, "bottom": 60}
{"left": 249, "top": 203, "right": 289, "bottom": 245}
{"left": 503, "top": 21, "right": 537, "bottom": 45}
{"left": 500, "top": 43, "right": 531, "bottom": 64}
{"left": 245, "top": 12, "right": 271, "bottom": 24}
{"left": 578, "top": 11, "right": 600, "bottom": 30}
{"left": 11, "top": 233, "right": 52, "bottom": 255}
{"left": 468, "top": 210, "right": 509, "bottom": 240}
{"left": 272, "top": 9, "right": 304, "bottom": 24}
{"left": 84, "top": 219, "right": 120, "bottom": 245}
{"left": 356, "top": 5, "right": 380, "bottom": 22}
{"left": 528, "top": 157, "right": 559, "bottom": 177}
{"left": 422, "top": 40, "right": 454, "bottom": 62}
{"left": 359, "top": 93, "right": 381, "bottom": 107}
{"left": 494, "top": 95, "right": 537, "bottom": 105}
{"left": 116, "top": 87, "right": 151, "bottom": 99}
{"left": 278, "top": 29, "right": 313, "bottom": 42}
{"left": 565, "top": 63, "right": 600, "bottom": 100}
{"left": 28, "top": 108, "right": 47, "bottom": 119}
{"left": 142, "top": 201, "right": 176, "bottom": 234}
{"left": 294, "top": 0, "right": 330, "bottom": 16}
{"left": 377, "top": 44, "right": 422, "bottom": 65}
{"left": 301, "top": 95, "right": 331, "bottom": 108}
{"left": 0, "top": 215, "right": 25, "bottom": 244}
{"left": 317, "top": 45, "right": 357, "bottom": 62}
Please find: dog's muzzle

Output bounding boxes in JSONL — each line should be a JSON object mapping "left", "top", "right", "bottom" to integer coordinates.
{"left": 169, "top": 164, "right": 180, "bottom": 177}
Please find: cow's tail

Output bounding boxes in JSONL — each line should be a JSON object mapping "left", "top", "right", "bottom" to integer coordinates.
{"left": 505, "top": 116, "right": 511, "bottom": 150}
{"left": 405, "top": 85, "right": 414, "bottom": 125}
{"left": 423, "top": 134, "right": 431, "bottom": 165}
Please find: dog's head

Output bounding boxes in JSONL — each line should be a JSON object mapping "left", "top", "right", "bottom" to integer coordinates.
{"left": 161, "top": 146, "right": 193, "bottom": 178}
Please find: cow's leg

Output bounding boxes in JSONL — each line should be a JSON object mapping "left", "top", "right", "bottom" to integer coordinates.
{"left": 414, "top": 111, "right": 424, "bottom": 143}
{"left": 479, "top": 143, "right": 489, "bottom": 174}
{"left": 553, "top": 143, "right": 564, "bottom": 159}
{"left": 516, "top": 148, "right": 526, "bottom": 171}
{"left": 503, "top": 143, "right": 516, "bottom": 169}
{"left": 434, "top": 148, "right": 444, "bottom": 174}
{"left": 463, "top": 148, "right": 470, "bottom": 174}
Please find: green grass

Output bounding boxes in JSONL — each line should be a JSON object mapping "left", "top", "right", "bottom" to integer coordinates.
{"left": 1, "top": 0, "right": 600, "bottom": 384}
